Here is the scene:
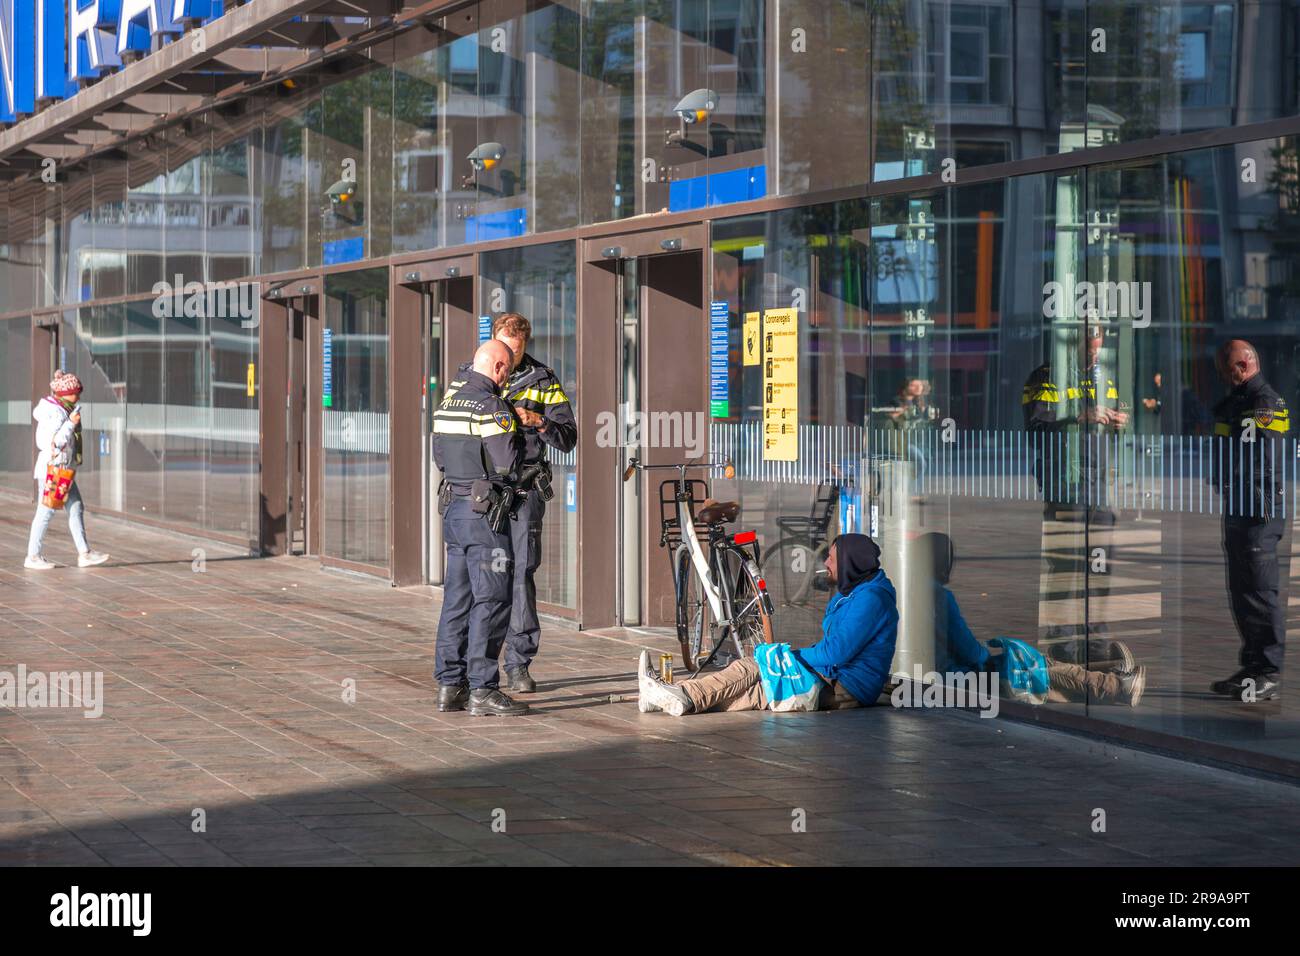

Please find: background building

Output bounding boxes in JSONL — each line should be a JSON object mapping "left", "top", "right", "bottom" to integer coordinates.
{"left": 4, "top": 0, "right": 1300, "bottom": 775}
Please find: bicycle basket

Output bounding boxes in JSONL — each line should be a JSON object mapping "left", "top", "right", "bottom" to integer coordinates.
{"left": 658, "top": 478, "right": 711, "bottom": 549}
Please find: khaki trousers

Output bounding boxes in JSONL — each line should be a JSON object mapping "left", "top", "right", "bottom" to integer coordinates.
{"left": 1045, "top": 661, "right": 1124, "bottom": 704}
{"left": 680, "top": 658, "right": 863, "bottom": 713}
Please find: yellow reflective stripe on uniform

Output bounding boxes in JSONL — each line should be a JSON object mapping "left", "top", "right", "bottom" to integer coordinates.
{"left": 476, "top": 413, "right": 517, "bottom": 438}
{"left": 1023, "top": 384, "right": 1059, "bottom": 404}
{"left": 432, "top": 418, "right": 476, "bottom": 436}
{"left": 509, "top": 383, "right": 569, "bottom": 405}
{"left": 1214, "top": 422, "right": 1231, "bottom": 436}
{"left": 1259, "top": 412, "right": 1290, "bottom": 434}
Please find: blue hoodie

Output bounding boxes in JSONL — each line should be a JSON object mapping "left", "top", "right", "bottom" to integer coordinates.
{"left": 794, "top": 569, "right": 899, "bottom": 705}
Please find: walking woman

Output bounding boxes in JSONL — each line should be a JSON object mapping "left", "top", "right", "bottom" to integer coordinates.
{"left": 24, "top": 371, "right": 110, "bottom": 570}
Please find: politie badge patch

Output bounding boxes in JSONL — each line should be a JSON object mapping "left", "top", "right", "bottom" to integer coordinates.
{"left": 494, "top": 410, "right": 514, "bottom": 431}
{"left": 1256, "top": 409, "right": 1274, "bottom": 427}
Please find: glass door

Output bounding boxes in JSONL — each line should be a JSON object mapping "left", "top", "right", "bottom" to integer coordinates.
{"left": 424, "top": 281, "right": 445, "bottom": 584}
{"left": 617, "top": 258, "right": 642, "bottom": 625}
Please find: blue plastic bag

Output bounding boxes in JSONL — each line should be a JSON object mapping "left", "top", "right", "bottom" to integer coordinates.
{"left": 987, "top": 637, "right": 1051, "bottom": 705}
{"left": 752, "top": 643, "right": 823, "bottom": 712}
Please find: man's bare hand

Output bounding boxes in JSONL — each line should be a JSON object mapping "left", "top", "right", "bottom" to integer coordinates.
{"left": 70, "top": 411, "right": 81, "bottom": 425}
{"left": 514, "top": 406, "right": 544, "bottom": 428}
{"left": 1080, "top": 407, "right": 1127, "bottom": 427}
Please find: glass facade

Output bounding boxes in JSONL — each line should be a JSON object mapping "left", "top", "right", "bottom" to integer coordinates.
{"left": 2, "top": 0, "right": 1300, "bottom": 772}
{"left": 323, "top": 268, "right": 391, "bottom": 568}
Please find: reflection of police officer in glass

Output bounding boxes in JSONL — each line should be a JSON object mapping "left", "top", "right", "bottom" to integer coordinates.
{"left": 1022, "top": 325, "right": 1133, "bottom": 667}
{"left": 1211, "top": 340, "right": 1289, "bottom": 701}
{"left": 432, "top": 340, "right": 529, "bottom": 716}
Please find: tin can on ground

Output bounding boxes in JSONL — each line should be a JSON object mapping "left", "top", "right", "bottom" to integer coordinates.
{"left": 659, "top": 654, "right": 673, "bottom": 684}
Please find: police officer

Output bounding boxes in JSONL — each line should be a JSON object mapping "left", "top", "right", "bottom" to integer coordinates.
{"left": 1022, "top": 325, "right": 1135, "bottom": 671}
{"left": 432, "top": 340, "right": 529, "bottom": 717}
{"left": 1210, "top": 339, "right": 1289, "bottom": 701}
{"left": 449, "top": 313, "right": 577, "bottom": 693}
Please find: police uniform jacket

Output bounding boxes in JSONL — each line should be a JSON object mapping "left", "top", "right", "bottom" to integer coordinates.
{"left": 1212, "top": 374, "right": 1290, "bottom": 518}
{"left": 453, "top": 353, "right": 576, "bottom": 466}
{"left": 432, "top": 369, "right": 523, "bottom": 491}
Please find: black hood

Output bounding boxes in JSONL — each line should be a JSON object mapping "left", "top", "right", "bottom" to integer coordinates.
{"left": 832, "top": 533, "right": 881, "bottom": 595}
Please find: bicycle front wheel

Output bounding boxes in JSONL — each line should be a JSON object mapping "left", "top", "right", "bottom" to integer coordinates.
{"left": 675, "top": 544, "right": 709, "bottom": 671}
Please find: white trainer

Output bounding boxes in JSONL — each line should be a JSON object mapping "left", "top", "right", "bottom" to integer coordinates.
{"left": 24, "top": 555, "right": 56, "bottom": 570}
{"left": 637, "top": 651, "right": 661, "bottom": 713}
{"left": 78, "top": 551, "right": 110, "bottom": 568}
{"left": 637, "top": 650, "right": 693, "bottom": 717}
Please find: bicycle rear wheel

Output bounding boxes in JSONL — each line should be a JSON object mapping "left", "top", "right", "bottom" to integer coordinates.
{"left": 760, "top": 538, "right": 820, "bottom": 607}
{"left": 728, "top": 551, "right": 774, "bottom": 659}
{"left": 675, "top": 544, "right": 709, "bottom": 671}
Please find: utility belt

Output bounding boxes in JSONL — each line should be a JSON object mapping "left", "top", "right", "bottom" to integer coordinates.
{"left": 436, "top": 476, "right": 520, "bottom": 534}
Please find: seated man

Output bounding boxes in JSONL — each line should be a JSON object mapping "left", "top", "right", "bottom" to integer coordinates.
{"left": 638, "top": 533, "right": 898, "bottom": 716}
{"left": 917, "top": 532, "right": 1147, "bottom": 706}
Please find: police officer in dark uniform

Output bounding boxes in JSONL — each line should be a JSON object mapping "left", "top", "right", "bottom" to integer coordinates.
{"left": 1210, "top": 339, "right": 1289, "bottom": 701}
{"left": 449, "top": 313, "right": 577, "bottom": 693}
{"left": 431, "top": 339, "right": 529, "bottom": 716}
{"left": 1022, "top": 325, "right": 1135, "bottom": 671}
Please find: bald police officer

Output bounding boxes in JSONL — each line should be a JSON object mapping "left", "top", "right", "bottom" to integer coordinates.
{"left": 432, "top": 340, "right": 529, "bottom": 717}
{"left": 1211, "top": 339, "right": 1289, "bottom": 701}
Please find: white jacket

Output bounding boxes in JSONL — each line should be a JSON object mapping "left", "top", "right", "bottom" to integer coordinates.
{"left": 33, "top": 397, "right": 79, "bottom": 480}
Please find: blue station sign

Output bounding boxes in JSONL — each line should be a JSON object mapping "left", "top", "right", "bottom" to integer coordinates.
{"left": 1, "top": 0, "right": 221, "bottom": 123}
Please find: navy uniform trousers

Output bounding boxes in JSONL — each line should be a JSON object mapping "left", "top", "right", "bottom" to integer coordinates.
{"left": 503, "top": 490, "right": 545, "bottom": 671}
{"left": 1224, "top": 515, "right": 1286, "bottom": 675}
{"left": 436, "top": 497, "right": 514, "bottom": 690}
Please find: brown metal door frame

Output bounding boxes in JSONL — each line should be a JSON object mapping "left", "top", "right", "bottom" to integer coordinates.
{"left": 578, "top": 223, "right": 709, "bottom": 629}
{"left": 259, "top": 274, "right": 322, "bottom": 557}
{"left": 391, "top": 253, "right": 478, "bottom": 587}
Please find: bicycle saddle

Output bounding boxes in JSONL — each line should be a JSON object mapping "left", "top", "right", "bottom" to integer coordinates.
{"left": 697, "top": 499, "right": 740, "bottom": 525}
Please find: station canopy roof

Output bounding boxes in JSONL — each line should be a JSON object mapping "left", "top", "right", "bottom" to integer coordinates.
{"left": 0, "top": 0, "right": 456, "bottom": 183}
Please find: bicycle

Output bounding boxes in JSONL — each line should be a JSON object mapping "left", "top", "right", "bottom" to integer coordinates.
{"left": 622, "top": 456, "right": 774, "bottom": 674}
{"left": 759, "top": 479, "right": 842, "bottom": 608}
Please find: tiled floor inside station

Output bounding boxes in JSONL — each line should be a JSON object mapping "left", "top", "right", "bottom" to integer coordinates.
{"left": 3, "top": 496, "right": 1300, "bottom": 866}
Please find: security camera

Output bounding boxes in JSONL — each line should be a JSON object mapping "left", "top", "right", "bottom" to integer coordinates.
{"left": 468, "top": 142, "right": 506, "bottom": 172}
{"left": 672, "top": 89, "right": 717, "bottom": 125}
{"left": 666, "top": 89, "right": 718, "bottom": 151}
{"left": 327, "top": 179, "right": 356, "bottom": 204}
{"left": 325, "top": 178, "right": 363, "bottom": 225}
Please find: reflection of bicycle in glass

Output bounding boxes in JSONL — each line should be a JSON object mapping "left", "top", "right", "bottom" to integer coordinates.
{"left": 623, "top": 456, "right": 774, "bottom": 674}
{"left": 759, "top": 480, "right": 842, "bottom": 608}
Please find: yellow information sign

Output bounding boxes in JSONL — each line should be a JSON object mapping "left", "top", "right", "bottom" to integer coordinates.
{"left": 762, "top": 307, "right": 798, "bottom": 461}
{"left": 246, "top": 363, "right": 256, "bottom": 397}
{"left": 742, "top": 311, "right": 761, "bottom": 366}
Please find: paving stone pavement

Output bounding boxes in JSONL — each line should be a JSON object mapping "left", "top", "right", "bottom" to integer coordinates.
{"left": 2, "top": 505, "right": 1300, "bottom": 867}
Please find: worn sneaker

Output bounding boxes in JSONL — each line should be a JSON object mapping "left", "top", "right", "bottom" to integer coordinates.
{"left": 1120, "top": 666, "right": 1147, "bottom": 707}
{"left": 23, "top": 555, "right": 56, "bottom": 570}
{"left": 77, "top": 551, "right": 110, "bottom": 568}
{"left": 637, "top": 650, "right": 694, "bottom": 717}
{"left": 637, "top": 651, "right": 661, "bottom": 713}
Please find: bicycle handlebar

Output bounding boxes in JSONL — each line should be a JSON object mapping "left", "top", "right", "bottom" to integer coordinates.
{"left": 622, "top": 456, "right": 735, "bottom": 482}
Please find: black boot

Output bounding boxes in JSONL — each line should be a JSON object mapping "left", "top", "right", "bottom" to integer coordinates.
{"left": 506, "top": 665, "right": 537, "bottom": 693}
{"left": 1211, "top": 669, "right": 1281, "bottom": 702}
{"left": 468, "top": 688, "right": 530, "bottom": 716}
{"left": 437, "top": 682, "right": 469, "bottom": 712}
